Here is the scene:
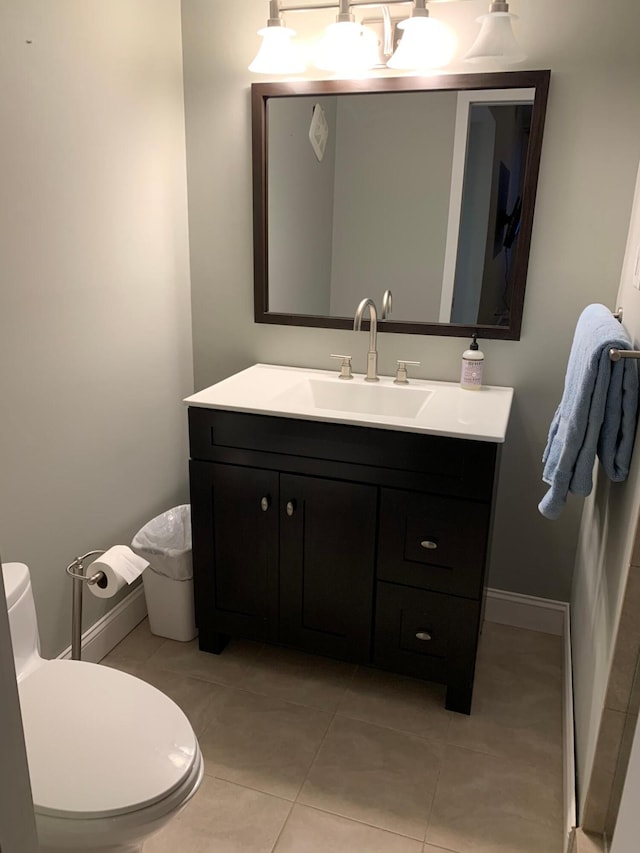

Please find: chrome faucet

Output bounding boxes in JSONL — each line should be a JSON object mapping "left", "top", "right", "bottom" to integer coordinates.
{"left": 353, "top": 297, "right": 379, "bottom": 382}
{"left": 381, "top": 289, "right": 393, "bottom": 320}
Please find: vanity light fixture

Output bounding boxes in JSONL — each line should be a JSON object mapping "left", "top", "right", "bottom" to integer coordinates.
{"left": 249, "top": 0, "right": 525, "bottom": 76}
{"left": 249, "top": 0, "right": 306, "bottom": 74}
{"left": 314, "top": 0, "right": 380, "bottom": 74}
{"left": 387, "top": 0, "right": 456, "bottom": 71}
{"left": 464, "top": 0, "right": 526, "bottom": 64}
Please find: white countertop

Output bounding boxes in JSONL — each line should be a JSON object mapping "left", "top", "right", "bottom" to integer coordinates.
{"left": 184, "top": 363, "right": 514, "bottom": 443}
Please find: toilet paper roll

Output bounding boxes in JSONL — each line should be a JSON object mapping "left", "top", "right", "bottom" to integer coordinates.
{"left": 86, "top": 545, "right": 149, "bottom": 599}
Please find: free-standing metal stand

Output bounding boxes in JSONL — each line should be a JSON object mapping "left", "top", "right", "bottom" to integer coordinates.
{"left": 65, "top": 550, "right": 106, "bottom": 661}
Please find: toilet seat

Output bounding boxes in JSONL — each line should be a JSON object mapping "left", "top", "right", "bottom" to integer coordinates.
{"left": 18, "top": 659, "right": 198, "bottom": 820}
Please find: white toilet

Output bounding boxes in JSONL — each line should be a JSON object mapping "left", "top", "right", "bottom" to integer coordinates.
{"left": 3, "top": 561, "right": 204, "bottom": 853}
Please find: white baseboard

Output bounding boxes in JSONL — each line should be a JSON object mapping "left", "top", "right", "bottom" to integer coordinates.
{"left": 57, "top": 586, "right": 147, "bottom": 663}
{"left": 485, "top": 587, "right": 567, "bottom": 636}
{"left": 484, "top": 588, "right": 575, "bottom": 853}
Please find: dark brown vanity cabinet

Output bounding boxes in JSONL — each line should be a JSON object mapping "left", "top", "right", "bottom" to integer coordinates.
{"left": 188, "top": 407, "right": 500, "bottom": 714}
{"left": 190, "top": 458, "right": 376, "bottom": 661}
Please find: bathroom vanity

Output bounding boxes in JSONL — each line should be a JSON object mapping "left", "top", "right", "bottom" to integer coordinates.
{"left": 186, "top": 364, "right": 513, "bottom": 714}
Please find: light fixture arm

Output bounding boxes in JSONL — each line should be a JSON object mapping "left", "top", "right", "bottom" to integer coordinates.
{"left": 267, "top": 0, "right": 282, "bottom": 26}
{"left": 489, "top": 1, "right": 510, "bottom": 11}
{"left": 279, "top": 0, "right": 419, "bottom": 13}
{"left": 411, "top": 0, "right": 429, "bottom": 18}
{"left": 337, "top": 0, "right": 354, "bottom": 23}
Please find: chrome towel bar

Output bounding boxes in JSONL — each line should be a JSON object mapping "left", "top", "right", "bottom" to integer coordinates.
{"left": 610, "top": 306, "right": 640, "bottom": 360}
{"left": 609, "top": 348, "right": 640, "bottom": 361}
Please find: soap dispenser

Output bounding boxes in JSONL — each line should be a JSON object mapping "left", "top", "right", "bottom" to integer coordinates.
{"left": 460, "top": 334, "right": 484, "bottom": 390}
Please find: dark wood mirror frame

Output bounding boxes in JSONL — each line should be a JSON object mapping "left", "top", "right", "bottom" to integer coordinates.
{"left": 252, "top": 70, "right": 550, "bottom": 340}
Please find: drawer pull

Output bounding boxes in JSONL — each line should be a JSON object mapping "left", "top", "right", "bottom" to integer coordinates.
{"left": 286, "top": 500, "right": 296, "bottom": 517}
{"left": 420, "top": 540, "right": 438, "bottom": 550}
{"left": 260, "top": 496, "right": 270, "bottom": 512}
{"left": 415, "top": 630, "right": 432, "bottom": 642}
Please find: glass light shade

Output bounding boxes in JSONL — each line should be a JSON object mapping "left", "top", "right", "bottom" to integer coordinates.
{"left": 387, "top": 16, "right": 457, "bottom": 71}
{"left": 314, "top": 21, "right": 379, "bottom": 74}
{"left": 249, "top": 26, "right": 306, "bottom": 75}
{"left": 464, "top": 12, "right": 525, "bottom": 63}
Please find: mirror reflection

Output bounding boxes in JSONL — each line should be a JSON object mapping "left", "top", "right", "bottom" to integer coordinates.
{"left": 253, "top": 72, "right": 550, "bottom": 340}
{"left": 268, "top": 90, "right": 533, "bottom": 327}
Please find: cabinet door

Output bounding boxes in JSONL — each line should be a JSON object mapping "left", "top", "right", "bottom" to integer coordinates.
{"left": 279, "top": 474, "right": 376, "bottom": 661}
{"left": 190, "top": 460, "right": 279, "bottom": 644}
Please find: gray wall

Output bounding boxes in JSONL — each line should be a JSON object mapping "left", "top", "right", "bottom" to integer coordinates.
{"left": 572, "top": 164, "right": 640, "bottom": 818}
{"left": 329, "top": 92, "right": 455, "bottom": 321}
{"left": 181, "top": 0, "right": 640, "bottom": 603}
{"left": 0, "top": 0, "right": 193, "bottom": 657}
{"left": 268, "top": 96, "right": 336, "bottom": 315}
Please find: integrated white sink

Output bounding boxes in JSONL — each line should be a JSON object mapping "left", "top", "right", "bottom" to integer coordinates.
{"left": 184, "top": 363, "right": 514, "bottom": 443}
{"left": 273, "top": 377, "right": 433, "bottom": 419}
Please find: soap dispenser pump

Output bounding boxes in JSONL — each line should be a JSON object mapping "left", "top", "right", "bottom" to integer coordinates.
{"left": 460, "top": 334, "right": 484, "bottom": 390}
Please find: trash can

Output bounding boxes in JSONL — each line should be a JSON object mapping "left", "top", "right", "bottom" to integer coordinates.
{"left": 131, "top": 504, "right": 197, "bottom": 642}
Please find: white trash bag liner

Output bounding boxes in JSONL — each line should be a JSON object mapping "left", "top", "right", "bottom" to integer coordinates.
{"left": 131, "top": 504, "right": 192, "bottom": 580}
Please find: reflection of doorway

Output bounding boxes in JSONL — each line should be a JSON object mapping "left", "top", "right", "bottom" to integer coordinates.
{"left": 439, "top": 88, "right": 535, "bottom": 325}
{"left": 450, "top": 106, "right": 495, "bottom": 324}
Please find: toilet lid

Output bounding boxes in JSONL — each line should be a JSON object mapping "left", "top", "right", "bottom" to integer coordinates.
{"left": 18, "top": 659, "right": 198, "bottom": 819}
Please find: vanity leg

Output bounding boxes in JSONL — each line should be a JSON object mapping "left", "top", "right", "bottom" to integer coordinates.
{"left": 445, "top": 683, "right": 473, "bottom": 715}
{"left": 198, "top": 629, "right": 229, "bottom": 654}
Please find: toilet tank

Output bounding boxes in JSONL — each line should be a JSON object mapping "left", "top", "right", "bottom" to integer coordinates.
{"left": 2, "top": 562, "right": 42, "bottom": 679}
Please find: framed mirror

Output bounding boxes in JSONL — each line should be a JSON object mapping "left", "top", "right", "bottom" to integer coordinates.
{"left": 252, "top": 70, "right": 550, "bottom": 340}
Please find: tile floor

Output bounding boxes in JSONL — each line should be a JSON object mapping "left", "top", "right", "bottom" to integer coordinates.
{"left": 101, "top": 619, "right": 564, "bottom": 853}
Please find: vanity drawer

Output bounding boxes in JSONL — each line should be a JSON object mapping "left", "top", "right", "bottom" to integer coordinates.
{"left": 377, "top": 488, "right": 489, "bottom": 599}
{"left": 189, "top": 408, "right": 497, "bottom": 501}
{"left": 373, "top": 581, "right": 481, "bottom": 695}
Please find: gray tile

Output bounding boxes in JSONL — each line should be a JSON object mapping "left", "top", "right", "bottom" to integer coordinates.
{"left": 604, "top": 566, "right": 640, "bottom": 712}
{"left": 447, "top": 652, "right": 563, "bottom": 773}
{"left": 426, "top": 745, "right": 563, "bottom": 852}
{"left": 118, "top": 620, "right": 564, "bottom": 853}
{"left": 477, "top": 622, "right": 563, "bottom": 680}
{"left": 274, "top": 805, "right": 424, "bottom": 852}
{"left": 143, "top": 775, "right": 291, "bottom": 853}
{"left": 607, "top": 711, "right": 637, "bottom": 835}
{"left": 428, "top": 811, "right": 562, "bottom": 853}
{"left": 147, "top": 636, "right": 261, "bottom": 686}
{"left": 337, "top": 667, "right": 451, "bottom": 741}
{"left": 628, "top": 653, "right": 640, "bottom": 717}
{"left": 198, "top": 686, "right": 332, "bottom": 800}
{"left": 238, "top": 644, "right": 356, "bottom": 711}
{"left": 571, "top": 828, "right": 606, "bottom": 853}
{"left": 101, "top": 659, "right": 218, "bottom": 737}
{"left": 299, "top": 715, "right": 442, "bottom": 839}
{"left": 581, "top": 708, "right": 626, "bottom": 832}
{"left": 101, "top": 618, "right": 166, "bottom": 665}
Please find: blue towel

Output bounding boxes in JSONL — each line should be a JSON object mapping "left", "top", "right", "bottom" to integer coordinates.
{"left": 539, "top": 304, "right": 639, "bottom": 520}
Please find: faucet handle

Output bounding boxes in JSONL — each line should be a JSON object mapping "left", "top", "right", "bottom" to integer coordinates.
{"left": 394, "top": 360, "right": 420, "bottom": 384}
{"left": 330, "top": 354, "right": 353, "bottom": 380}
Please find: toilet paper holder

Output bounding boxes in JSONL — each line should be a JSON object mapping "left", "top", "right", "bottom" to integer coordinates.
{"left": 66, "top": 550, "right": 106, "bottom": 662}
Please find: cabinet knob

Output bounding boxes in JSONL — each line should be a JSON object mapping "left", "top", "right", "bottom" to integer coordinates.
{"left": 260, "top": 496, "right": 270, "bottom": 512}
{"left": 420, "top": 540, "right": 438, "bottom": 550}
{"left": 415, "top": 630, "right": 432, "bottom": 642}
{"left": 286, "top": 500, "right": 296, "bottom": 517}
